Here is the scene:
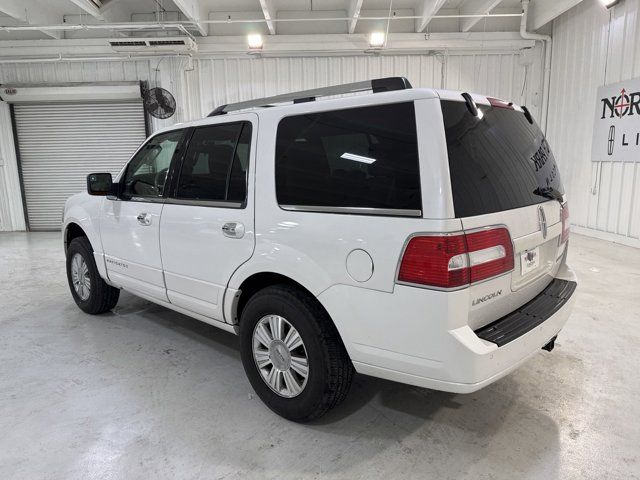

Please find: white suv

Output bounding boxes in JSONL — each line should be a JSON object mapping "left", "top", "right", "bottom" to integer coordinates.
{"left": 63, "top": 77, "right": 577, "bottom": 421}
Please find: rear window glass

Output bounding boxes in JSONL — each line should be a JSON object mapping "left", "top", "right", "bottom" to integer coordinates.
{"left": 275, "top": 102, "right": 421, "bottom": 213}
{"left": 442, "top": 100, "right": 564, "bottom": 217}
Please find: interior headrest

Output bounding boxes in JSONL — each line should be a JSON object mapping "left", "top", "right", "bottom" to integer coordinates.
{"left": 208, "top": 144, "right": 235, "bottom": 172}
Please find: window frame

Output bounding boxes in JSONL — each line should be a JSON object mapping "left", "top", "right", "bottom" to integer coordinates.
{"left": 274, "top": 101, "right": 423, "bottom": 218}
{"left": 117, "top": 128, "right": 188, "bottom": 203}
{"left": 166, "top": 120, "right": 253, "bottom": 209}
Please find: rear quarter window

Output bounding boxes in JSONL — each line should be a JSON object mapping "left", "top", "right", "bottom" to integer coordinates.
{"left": 275, "top": 102, "right": 421, "bottom": 214}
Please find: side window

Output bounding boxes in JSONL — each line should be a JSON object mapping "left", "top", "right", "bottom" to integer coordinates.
{"left": 175, "top": 122, "right": 252, "bottom": 204}
{"left": 122, "top": 130, "right": 182, "bottom": 199}
{"left": 275, "top": 102, "right": 421, "bottom": 213}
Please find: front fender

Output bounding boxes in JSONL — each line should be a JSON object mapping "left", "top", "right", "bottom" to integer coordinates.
{"left": 62, "top": 192, "right": 108, "bottom": 280}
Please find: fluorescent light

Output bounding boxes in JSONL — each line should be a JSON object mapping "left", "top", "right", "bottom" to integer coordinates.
{"left": 369, "top": 32, "right": 385, "bottom": 48}
{"left": 247, "top": 34, "right": 263, "bottom": 50}
{"left": 340, "top": 152, "right": 376, "bottom": 164}
{"left": 601, "top": 0, "right": 620, "bottom": 7}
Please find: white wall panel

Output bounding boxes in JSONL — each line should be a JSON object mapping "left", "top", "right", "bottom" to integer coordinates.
{"left": 0, "top": 59, "right": 189, "bottom": 131}
{"left": 189, "top": 51, "right": 542, "bottom": 120}
{"left": 0, "top": 102, "right": 25, "bottom": 231}
{"left": 547, "top": 0, "right": 640, "bottom": 244}
{"left": 444, "top": 49, "right": 544, "bottom": 120}
{"left": 0, "top": 50, "right": 542, "bottom": 231}
{"left": 190, "top": 55, "right": 444, "bottom": 118}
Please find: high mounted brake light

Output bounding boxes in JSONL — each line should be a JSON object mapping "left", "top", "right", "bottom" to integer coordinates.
{"left": 397, "top": 227, "right": 514, "bottom": 290}
{"left": 487, "top": 97, "right": 514, "bottom": 109}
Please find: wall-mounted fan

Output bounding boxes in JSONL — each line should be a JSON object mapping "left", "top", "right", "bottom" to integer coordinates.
{"left": 143, "top": 87, "right": 176, "bottom": 119}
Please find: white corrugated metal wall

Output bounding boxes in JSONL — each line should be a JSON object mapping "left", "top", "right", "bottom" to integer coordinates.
{"left": 189, "top": 51, "right": 543, "bottom": 121}
{"left": 191, "top": 56, "right": 442, "bottom": 118}
{"left": 547, "top": 0, "right": 640, "bottom": 246}
{"left": 0, "top": 102, "right": 25, "bottom": 231}
{"left": 0, "top": 59, "right": 186, "bottom": 130}
{"left": 0, "top": 48, "right": 543, "bottom": 231}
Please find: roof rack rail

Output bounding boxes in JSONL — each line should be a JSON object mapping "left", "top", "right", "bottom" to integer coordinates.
{"left": 207, "top": 76, "right": 412, "bottom": 116}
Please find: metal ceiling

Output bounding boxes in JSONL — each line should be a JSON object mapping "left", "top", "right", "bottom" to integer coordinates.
{"left": 0, "top": 0, "right": 539, "bottom": 40}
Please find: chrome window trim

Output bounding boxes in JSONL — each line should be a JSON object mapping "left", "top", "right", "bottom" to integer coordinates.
{"left": 122, "top": 196, "right": 165, "bottom": 204}
{"left": 279, "top": 205, "right": 422, "bottom": 217}
{"left": 165, "top": 198, "right": 244, "bottom": 209}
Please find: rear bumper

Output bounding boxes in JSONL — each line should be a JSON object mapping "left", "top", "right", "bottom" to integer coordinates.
{"left": 475, "top": 278, "right": 576, "bottom": 347}
{"left": 318, "top": 263, "right": 577, "bottom": 394}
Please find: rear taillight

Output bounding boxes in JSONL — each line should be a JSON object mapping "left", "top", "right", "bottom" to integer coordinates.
{"left": 561, "top": 204, "right": 570, "bottom": 243}
{"left": 397, "top": 227, "right": 514, "bottom": 290}
{"left": 466, "top": 228, "right": 514, "bottom": 283}
{"left": 397, "top": 235, "right": 469, "bottom": 289}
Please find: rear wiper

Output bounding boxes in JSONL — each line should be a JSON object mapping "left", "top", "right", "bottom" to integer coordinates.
{"left": 533, "top": 186, "right": 563, "bottom": 202}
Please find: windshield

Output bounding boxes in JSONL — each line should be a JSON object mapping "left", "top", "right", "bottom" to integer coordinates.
{"left": 441, "top": 100, "right": 564, "bottom": 218}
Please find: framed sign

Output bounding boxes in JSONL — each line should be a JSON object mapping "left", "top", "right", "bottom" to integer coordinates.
{"left": 592, "top": 77, "right": 640, "bottom": 162}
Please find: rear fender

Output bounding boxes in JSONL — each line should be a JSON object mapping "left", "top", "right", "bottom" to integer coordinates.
{"left": 224, "top": 244, "right": 334, "bottom": 324}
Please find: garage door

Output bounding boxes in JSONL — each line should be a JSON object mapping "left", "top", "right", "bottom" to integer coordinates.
{"left": 13, "top": 101, "right": 147, "bottom": 231}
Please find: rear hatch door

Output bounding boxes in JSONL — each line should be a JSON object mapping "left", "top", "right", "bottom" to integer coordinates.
{"left": 440, "top": 97, "right": 567, "bottom": 328}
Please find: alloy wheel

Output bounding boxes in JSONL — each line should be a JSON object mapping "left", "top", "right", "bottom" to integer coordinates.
{"left": 70, "top": 253, "right": 91, "bottom": 301}
{"left": 252, "top": 314, "right": 309, "bottom": 398}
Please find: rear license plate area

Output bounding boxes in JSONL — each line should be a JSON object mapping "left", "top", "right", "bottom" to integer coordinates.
{"left": 520, "top": 247, "right": 540, "bottom": 275}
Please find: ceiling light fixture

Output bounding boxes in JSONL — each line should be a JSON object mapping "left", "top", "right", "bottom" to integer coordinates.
{"left": 369, "top": 32, "right": 386, "bottom": 49}
{"left": 247, "top": 34, "right": 263, "bottom": 50}
{"left": 600, "top": 0, "right": 621, "bottom": 8}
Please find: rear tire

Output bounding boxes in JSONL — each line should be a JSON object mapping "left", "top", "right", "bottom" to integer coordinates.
{"left": 239, "top": 284, "right": 354, "bottom": 422}
{"left": 66, "top": 237, "right": 119, "bottom": 314}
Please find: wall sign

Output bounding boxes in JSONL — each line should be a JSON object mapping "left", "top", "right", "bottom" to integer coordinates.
{"left": 592, "top": 77, "right": 640, "bottom": 162}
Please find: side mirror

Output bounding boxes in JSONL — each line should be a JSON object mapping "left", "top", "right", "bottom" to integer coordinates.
{"left": 87, "top": 173, "right": 113, "bottom": 196}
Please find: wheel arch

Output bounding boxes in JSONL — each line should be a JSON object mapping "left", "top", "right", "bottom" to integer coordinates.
{"left": 230, "top": 272, "right": 349, "bottom": 356}
{"left": 62, "top": 193, "right": 103, "bottom": 257}
{"left": 234, "top": 272, "right": 319, "bottom": 324}
{"left": 64, "top": 222, "right": 88, "bottom": 252}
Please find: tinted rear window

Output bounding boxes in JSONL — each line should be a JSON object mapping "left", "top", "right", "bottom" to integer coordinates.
{"left": 275, "top": 102, "right": 421, "bottom": 213}
{"left": 442, "top": 100, "right": 564, "bottom": 217}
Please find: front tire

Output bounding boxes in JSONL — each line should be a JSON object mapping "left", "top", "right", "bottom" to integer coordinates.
{"left": 66, "top": 237, "right": 119, "bottom": 314}
{"left": 239, "top": 284, "right": 354, "bottom": 422}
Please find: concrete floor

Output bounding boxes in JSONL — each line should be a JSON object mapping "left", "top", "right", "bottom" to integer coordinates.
{"left": 0, "top": 232, "right": 638, "bottom": 480}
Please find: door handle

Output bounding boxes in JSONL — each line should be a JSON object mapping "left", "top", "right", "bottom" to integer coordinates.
{"left": 222, "top": 222, "right": 245, "bottom": 238}
{"left": 137, "top": 212, "right": 152, "bottom": 226}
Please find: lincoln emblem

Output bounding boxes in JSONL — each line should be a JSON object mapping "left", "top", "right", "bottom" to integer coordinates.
{"left": 538, "top": 206, "right": 548, "bottom": 239}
